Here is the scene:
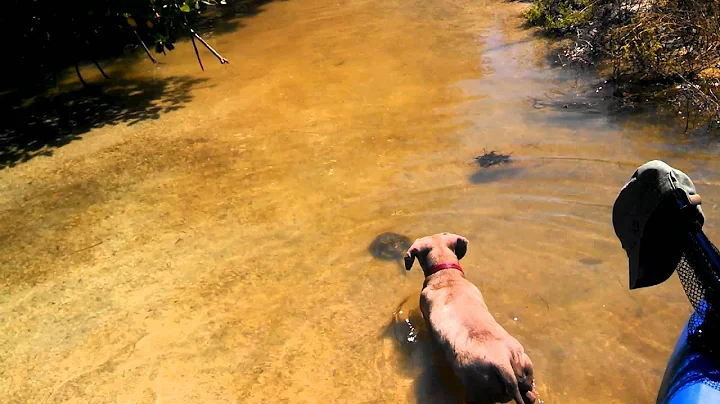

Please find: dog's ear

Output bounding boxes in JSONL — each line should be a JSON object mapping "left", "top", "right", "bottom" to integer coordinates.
{"left": 455, "top": 237, "right": 468, "bottom": 260}
{"left": 404, "top": 247, "right": 418, "bottom": 271}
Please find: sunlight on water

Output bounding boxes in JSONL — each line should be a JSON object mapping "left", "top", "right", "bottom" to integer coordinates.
{"left": 3, "top": 0, "right": 720, "bottom": 403}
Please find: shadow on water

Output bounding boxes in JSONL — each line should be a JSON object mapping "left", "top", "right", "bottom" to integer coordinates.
{"left": 528, "top": 77, "right": 659, "bottom": 122}
{"left": 517, "top": 36, "right": 678, "bottom": 125}
{"left": 469, "top": 151, "right": 524, "bottom": 184}
{"left": 469, "top": 166, "right": 524, "bottom": 184}
{"left": 0, "top": 0, "right": 288, "bottom": 170}
{"left": 1, "top": 0, "right": 284, "bottom": 88}
{"left": 526, "top": 70, "right": 720, "bottom": 149}
{"left": 527, "top": 37, "right": 720, "bottom": 144}
{"left": 0, "top": 76, "right": 209, "bottom": 169}
{"left": 384, "top": 292, "right": 465, "bottom": 403}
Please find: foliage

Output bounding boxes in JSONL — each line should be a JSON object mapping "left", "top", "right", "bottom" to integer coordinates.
{"left": 2, "top": 0, "right": 224, "bottom": 89}
{"left": 523, "top": 0, "right": 593, "bottom": 31}
{"left": 609, "top": 0, "right": 720, "bottom": 80}
{"left": 525, "top": 0, "right": 720, "bottom": 128}
{"left": 125, "top": 0, "right": 226, "bottom": 53}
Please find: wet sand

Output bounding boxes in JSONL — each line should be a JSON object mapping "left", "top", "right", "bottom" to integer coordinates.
{"left": 3, "top": 0, "right": 720, "bottom": 402}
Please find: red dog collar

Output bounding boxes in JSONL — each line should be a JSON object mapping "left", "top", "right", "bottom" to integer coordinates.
{"left": 427, "top": 263, "right": 464, "bottom": 275}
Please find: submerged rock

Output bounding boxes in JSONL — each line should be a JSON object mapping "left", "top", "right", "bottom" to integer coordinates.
{"left": 369, "top": 232, "right": 412, "bottom": 260}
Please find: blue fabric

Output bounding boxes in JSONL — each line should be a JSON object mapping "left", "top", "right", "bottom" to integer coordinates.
{"left": 658, "top": 316, "right": 720, "bottom": 403}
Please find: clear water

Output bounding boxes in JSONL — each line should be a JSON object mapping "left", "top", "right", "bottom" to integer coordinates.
{"left": 3, "top": 0, "right": 720, "bottom": 402}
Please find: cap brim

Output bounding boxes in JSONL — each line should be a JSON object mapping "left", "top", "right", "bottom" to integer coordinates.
{"left": 628, "top": 241, "right": 677, "bottom": 289}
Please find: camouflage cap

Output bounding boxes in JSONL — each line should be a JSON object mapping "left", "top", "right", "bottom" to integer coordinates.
{"left": 612, "top": 160, "right": 703, "bottom": 289}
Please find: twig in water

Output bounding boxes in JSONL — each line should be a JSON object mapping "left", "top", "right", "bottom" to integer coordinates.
{"left": 133, "top": 29, "right": 157, "bottom": 63}
{"left": 534, "top": 156, "right": 637, "bottom": 167}
{"left": 184, "top": 14, "right": 204, "bottom": 71}
{"left": 189, "top": 32, "right": 204, "bottom": 71}
{"left": 537, "top": 294, "right": 551, "bottom": 311}
{"left": 191, "top": 30, "right": 230, "bottom": 64}
{"left": 93, "top": 61, "right": 110, "bottom": 79}
{"left": 69, "top": 241, "right": 103, "bottom": 255}
{"left": 685, "top": 95, "right": 691, "bottom": 133}
{"left": 74, "top": 63, "right": 88, "bottom": 87}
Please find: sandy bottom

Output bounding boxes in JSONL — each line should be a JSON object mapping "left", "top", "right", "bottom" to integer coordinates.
{"left": 3, "top": 0, "right": 720, "bottom": 402}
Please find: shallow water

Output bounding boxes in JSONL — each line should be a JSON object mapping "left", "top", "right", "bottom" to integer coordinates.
{"left": 3, "top": 0, "right": 720, "bottom": 402}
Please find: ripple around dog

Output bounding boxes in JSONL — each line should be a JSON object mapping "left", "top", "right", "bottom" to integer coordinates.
{"left": 391, "top": 292, "right": 426, "bottom": 347}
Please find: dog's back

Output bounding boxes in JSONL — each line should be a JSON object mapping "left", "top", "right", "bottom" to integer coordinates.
{"left": 404, "top": 233, "right": 535, "bottom": 404}
{"left": 421, "top": 274, "right": 531, "bottom": 403}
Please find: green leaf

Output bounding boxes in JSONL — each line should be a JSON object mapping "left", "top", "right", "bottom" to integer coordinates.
{"left": 179, "top": 3, "right": 191, "bottom": 12}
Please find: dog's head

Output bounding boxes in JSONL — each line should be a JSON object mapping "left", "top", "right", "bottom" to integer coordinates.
{"left": 404, "top": 233, "right": 468, "bottom": 272}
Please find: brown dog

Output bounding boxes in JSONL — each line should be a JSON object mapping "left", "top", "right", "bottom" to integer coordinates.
{"left": 404, "top": 233, "right": 536, "bottom": 404}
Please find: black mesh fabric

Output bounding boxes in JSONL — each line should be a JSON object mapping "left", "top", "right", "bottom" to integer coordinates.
{"left": 675, "top": 230, "right": 720, "bottom": 390}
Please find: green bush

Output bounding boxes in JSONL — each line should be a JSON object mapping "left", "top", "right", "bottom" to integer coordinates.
{"left": 525, "top": 0, "right": 720, "bottom": 127}
{"left": 523, "top": 0, "right": 593, "bottom": 31}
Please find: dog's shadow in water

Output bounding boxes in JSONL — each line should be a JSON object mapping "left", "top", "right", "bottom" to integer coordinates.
{"left": 383, "top": 292, "right": 466, "bottom": 404}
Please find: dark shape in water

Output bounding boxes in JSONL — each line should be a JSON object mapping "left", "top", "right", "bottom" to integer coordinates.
{"left": 580, "top": 258, "right": 603, "bottom": 266}
{"left": 475, "top": 150, "right": 512, "bottom": 168}
{"left": 469, "top": 167, "right": 523, "bottom": 184}
{"left": 369, "top": 232, "right": 412, "bottom": 260}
